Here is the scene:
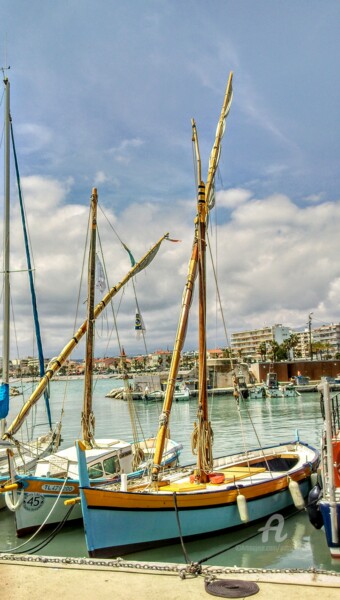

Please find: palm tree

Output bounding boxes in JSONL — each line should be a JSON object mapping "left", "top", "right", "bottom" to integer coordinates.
{"left": 268, "top": 340, "right": 280, "bottom": 362}
{"left": 258, "top": 342, "right": 267, "bottom": 361}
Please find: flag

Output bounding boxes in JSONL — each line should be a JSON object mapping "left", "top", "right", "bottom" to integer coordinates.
{"left": 166, "top": 237, "right": 182, "bottom": 243}
{"left": 122, "top": 243, "right": 136, "bottom": 267}
{"left": 135, "top": 312, "right": 146, "bottom": 339}
{"left": 96, "top": 254, "right": 106, "bottom": 293}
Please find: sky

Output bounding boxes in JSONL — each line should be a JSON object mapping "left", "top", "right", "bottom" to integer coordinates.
{"left": 1, "top": 0, "right": 340, "bottom": 360}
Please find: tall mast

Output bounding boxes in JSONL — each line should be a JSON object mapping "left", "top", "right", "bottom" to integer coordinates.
{"left": 0, "top": 75, "right": 10, "bottom": 437}
{"left": 193, "top": 73, "right": 233, "bottom": 482}
{"left": 81, "top": 188, "right": 98, "bottom": 447}
{"left": 11, "top": 121, "right": 52, "bottom": 429}
{"left": 194, "top": 176, "right": 212, "bottom": 480}
{"left": 152, "top": 73, "right": 233, "bottom": 484}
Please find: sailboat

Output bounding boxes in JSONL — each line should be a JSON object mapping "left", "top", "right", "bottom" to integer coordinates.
{"left": 1, "top": 188, "right": 181, "bottom": 534}
{"left": 74, "top": 73, "right": 320, "bottom": 558}
{"left": 307, "top": 381, "right": 340, "bottom": 558}
{"left": 0, "top": 73, "right": 59, "bottom": 487}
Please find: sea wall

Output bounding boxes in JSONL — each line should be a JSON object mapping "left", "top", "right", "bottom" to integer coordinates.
{"left": 250, "top": 360, "right": 340, "bottom": 383}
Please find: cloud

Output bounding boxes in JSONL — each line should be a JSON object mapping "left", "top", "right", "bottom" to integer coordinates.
{"left": 108, "top": 138, "right": 144, "bottom": 165}
{"left": 216, "top": 188, "right": 253, "bottom": 209}
{"left": 14, "top": 123, "right": 53, "bottom": 154}
{"left": 2, "top": 1, "right": 340, "bottom": 359}
{"left": 3, "top": 173, "right": 340, "bottom": 359}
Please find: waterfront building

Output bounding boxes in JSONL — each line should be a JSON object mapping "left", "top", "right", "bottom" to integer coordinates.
{"left": 294, "top": 330, "right": 311, "bottom": 359}
{"left": 312, "top": 322, "right": 340, "bottom": 356}
{"left": 231, "top": 324, "right": 292, "bottom": 361}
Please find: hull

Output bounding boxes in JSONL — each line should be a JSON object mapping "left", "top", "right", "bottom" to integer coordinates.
{"left": 77, "top": 441, "right": 319, "bottom": 558}
{"left": 319, "top": 500, "right": 340, "bottom": 558}
{"left": 6, "top": 438, "right": 181, "bottom": 536}
{"left": 173, "top": 390, "right": 190, "bottom": 401}
{"left": 13, "top": 476, "right": 83, "bottom": 535}
{"left": 266, "top": 387, "right": 283, "bottom": 398}
{"left": 249, "top": 387, "right": 266, "bottom": 400}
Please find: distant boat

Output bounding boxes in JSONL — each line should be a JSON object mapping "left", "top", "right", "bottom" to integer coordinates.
{"left": 307, "top": 381, "right": 340, "bottom": 559}
{"left": 248, "top": 385, "right": 266, "bottom": 400}
{"left": 173, "top": 384, "right": 190, "bottom": 401}
{"left": 264, "top": 372, "right": 284, "bottom": 398}
{"left": 143, "top": 389, "right": 164, "bottom": 402}
{"left": 74, "top": 73, "right": 320, "bottom": 558}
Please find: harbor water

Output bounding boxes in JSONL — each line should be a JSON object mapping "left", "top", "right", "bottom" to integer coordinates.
{"left": 1, "top": 377, "right": 340, "bottom": 573}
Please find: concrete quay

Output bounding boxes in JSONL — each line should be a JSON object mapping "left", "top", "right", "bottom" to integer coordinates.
{"left": 0, "top": 555, "right": 339, "bottom": 600}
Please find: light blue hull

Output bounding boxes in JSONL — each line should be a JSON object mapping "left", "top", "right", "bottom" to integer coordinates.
{"left": 81, "top": 479, "right": 311, "bottom": 557}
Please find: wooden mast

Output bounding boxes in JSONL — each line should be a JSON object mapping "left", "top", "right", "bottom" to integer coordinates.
{"left": 151, "top": 73, "right": 233, "bottom": 484}
{"left": 81, "top": 188, "right": 97, "bottom": 447}
{"left": 194, "top": 73, "right": 233, "bottom": 482}
{"left": 193, "top": 134, "right": 212, "bottom": 482}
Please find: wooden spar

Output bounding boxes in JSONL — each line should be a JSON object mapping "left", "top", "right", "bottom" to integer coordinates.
{"left": 151, "top": 240, "right": 199, "bottom": 483}
{"left": 205, "top": 72, "right": 233, "bottom": 213}
{"left": 152, "top": 73, "right": 233, "bottom": 484}
{"left": 191, "top": 118, "right": 201, "bottom": 185}
{"left": 81, "top": 188, "right": 97, "bottom": 446}
{"left": 4, "top": 231, "right": 169, "bottom": 439}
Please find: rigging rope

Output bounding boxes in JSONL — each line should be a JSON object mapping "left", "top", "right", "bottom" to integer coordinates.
{"left": 89, "top": 208, "right": 151, "bottom": 467}
{"left": 206, "top": 227, "right": 273, "bottom": 473}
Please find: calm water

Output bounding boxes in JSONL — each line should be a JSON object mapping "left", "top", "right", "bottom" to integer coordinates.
{"left": 1, "top": 377, "right": 339, "bottom": 572}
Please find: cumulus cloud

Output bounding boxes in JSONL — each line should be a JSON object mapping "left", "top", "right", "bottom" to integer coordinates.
{"left": 2, "top": 1, "right": 340, "bottom": 359}
{"left": 3, "top": 175, "right": 340, "bottom": 360}
{"left": 216, "top": 188, "right": 253, "bottom": 209}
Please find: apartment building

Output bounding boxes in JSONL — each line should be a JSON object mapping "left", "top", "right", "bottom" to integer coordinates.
{"left": 312, "top": 323, "right": 340, "bottom": 355}
{"left": 231, "top": 324, "right": 292, "bottom": 360}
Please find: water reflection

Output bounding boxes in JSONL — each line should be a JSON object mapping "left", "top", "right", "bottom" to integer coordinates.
{"left": 1, "top": 380, "right": 337, "bottom": 571}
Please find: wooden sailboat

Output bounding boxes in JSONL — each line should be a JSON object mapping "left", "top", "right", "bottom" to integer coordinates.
{"left": 74, "top": 73, "right": 320, "bottom": 558}
{"left": 0, "top": 73, "right": 59, "bottom": 487}
{"left": 1, "top": 189, "right": 181, "bottom": 534}
{"left": 307, "top": 381, "right": 340, "bottom": 558}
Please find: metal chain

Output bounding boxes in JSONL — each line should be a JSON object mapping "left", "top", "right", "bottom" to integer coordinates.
{"left": 0, "top": 553, "right": 339, "bottom": 578}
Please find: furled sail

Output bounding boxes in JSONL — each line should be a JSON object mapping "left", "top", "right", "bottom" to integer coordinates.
{"left": 4, "top": 232, "right": 169, "bottom": 439}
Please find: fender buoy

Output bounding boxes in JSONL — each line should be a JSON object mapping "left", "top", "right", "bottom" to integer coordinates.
{"left": 288, "top": 479, "right": 305, "bottom": 510}
{"left": 237, "top": 493, "right": 249, "bottom": 523}
{"left": 5, "top": 488, "right": 24, "bottom": 512}
{"left": 307, "top": 484, "right": 323, "bottom": 529}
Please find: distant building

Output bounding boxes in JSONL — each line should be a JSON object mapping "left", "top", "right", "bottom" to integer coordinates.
{"left": 231, "top": 324, "right": 292, "bottom": 361}
{"left": 148, "top": 350, "right": 172, "bottom": 370}
{"left": 294, "top": 330, "right": 311, "bottom": 359}
{"left": 207, "top": 348, "right": 224, "bottom": 359}
{"left": 313, "top": 323, "right": 340, "bottom": 356}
